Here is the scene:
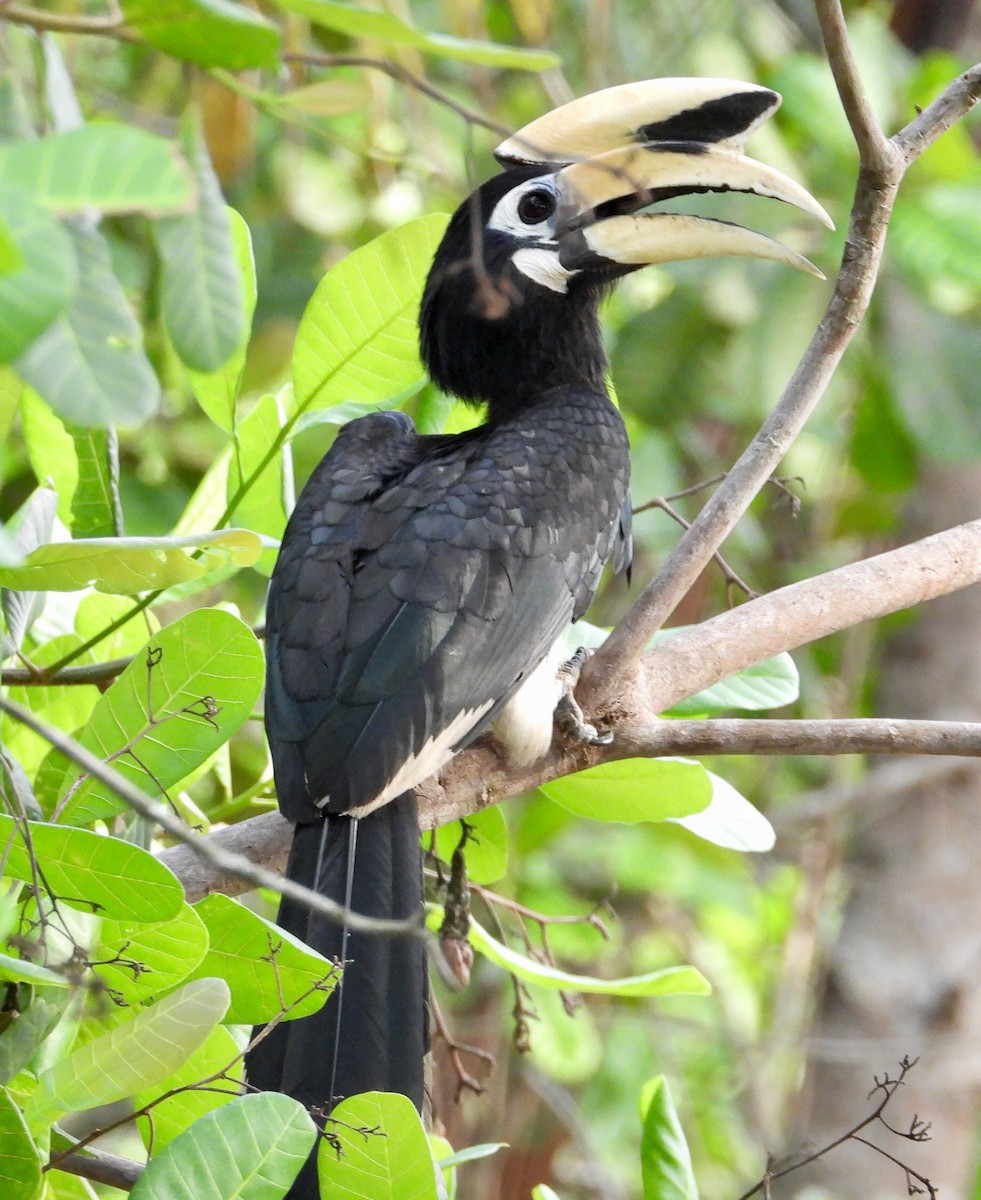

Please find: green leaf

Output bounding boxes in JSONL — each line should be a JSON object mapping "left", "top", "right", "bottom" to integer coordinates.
{"left": 434, "top": 807, "right": 508, "bottom": 886}
{"left": 273, "top": 0, "right": 559, "bottom": 70}
{"left": 540, "top": 758, "right": 712, "bottom": 824}
{"left": 121, "top": 0, "right": 281, "bottom": 70}
{"left": 0, "top": 216, "right": 23, "bottom": 276}
{"left": 467, "top": 915, "right": 710, "bottom": 997}
{"left": 293, "top": 214, "right": 448, "bottom": 413}
{"left": 190, "top": 894, "right": 335, "bottom": 1024}
{"left": 671, "top": 772, "right": 774, "bottom": 853}
{"left": 0, "top": 951, "right": 73, "bottom": 988}
{"left": 891, "top": 185, "right": 981, "bottom": 296}
{"left": 665, "top": 652, "right": 799, "bottom": 716}
{"left": 0, "top": 814, "right": 184, "bottom": 921}
{"left": 135, "top": 1026, "right": 243, "bottom": 1150}
{"left": 318, "top": 1091, "right": 439, "bottom": 1200}
{"left": 56, "top": 609, "right": 264, "bottom": 825}
{"left": 532, "top": 1187, "right": 562, "bottom": 1200}
{"left": 95, "top": 902, "right": 210, "bottom": 1005}
{"left": 68, "top": 424, "right": 122, "bottom": 538}
{"left": 639, "top": 1076, "right": 698, "bottom": 1200}
{"left": 19, "top": 389, "right": 78, "bottom": 526}
{"left": 528, "top": 984, "right": 602, "bottom": 1084}
{"left": 27, "top": 978, "right": 230, "bottom": 1130}
{"left": 187, "top": 209, "right": 257, "bottom": 430}
{"left": 0, "top": 992, "right": 72, "bottom": 1091}
{"left": 225, "top": 390, "right": 294, "bottom": 571}
{"left": 0, "top": 529, "right": 261, "bottom": 594}
{"left": 0, "top": 126, "right": 193, "bottom": 216}
{"left": 130, "top": 1091, "right": 315, "bottom": 1200}
{"left": 0, "top": 184, "right": 77, "bottom": 364}
{"left": 15, "top": 222, "right": 160, "bottom": 428}
{"left": 154, "top": 120, "right": 245, "bottom": 373}
{"left": 0, "top": 1086, "right": 42, "bottom": 1200}
{"left": 436, "top": 1143, "right": 508, "bottom": 1170}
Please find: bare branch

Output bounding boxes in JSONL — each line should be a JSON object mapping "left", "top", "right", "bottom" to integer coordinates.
{"left": 582, "top": 18, "right": 981, "bottom": 708}
{"left": 48, "top": 1147, "right": 142, "bottom": 1192}
{"left": 814, "top": 0, "right": 894, "bottom": 166}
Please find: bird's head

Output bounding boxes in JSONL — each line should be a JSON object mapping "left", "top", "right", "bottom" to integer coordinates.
{"left": 420, "top": 78, "right": 832, "bottom": 418}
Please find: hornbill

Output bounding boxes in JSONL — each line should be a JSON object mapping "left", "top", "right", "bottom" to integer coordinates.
{"left": 246, "top": 77, "right": 829, "bottom": 1194}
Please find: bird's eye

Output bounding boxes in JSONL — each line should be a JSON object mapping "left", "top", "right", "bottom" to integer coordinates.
{"left": 516, "top": 188, "right": 556, "bottom": 225}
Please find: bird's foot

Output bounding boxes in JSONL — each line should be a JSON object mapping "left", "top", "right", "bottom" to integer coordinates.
{"left": 554, "top": 647, "right": 613, "bottom": 747}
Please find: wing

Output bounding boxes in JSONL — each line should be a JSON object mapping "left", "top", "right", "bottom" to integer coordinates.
{"left": 266, "top": 391, "right": 629, "bottom": 822}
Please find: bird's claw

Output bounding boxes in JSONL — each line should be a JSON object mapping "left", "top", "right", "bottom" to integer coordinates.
{"left": 555, "top": 646, "right": 614, "bottom": 747}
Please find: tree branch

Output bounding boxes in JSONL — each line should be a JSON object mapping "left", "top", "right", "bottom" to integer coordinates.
{"left": 581, "top": 6, "right": 981, "bottom": 709}
{"left": 48, "top": 1148, "right": 143, "bottom": 1192}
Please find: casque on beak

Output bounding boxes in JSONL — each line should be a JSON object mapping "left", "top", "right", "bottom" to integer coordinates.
{"left": 497, "top": 77, "right": 833, "bottom": 281}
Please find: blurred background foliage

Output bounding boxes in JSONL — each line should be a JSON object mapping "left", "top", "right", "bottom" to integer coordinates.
{"left": 1, "top": 1, "right": 981, "bottom": 1198}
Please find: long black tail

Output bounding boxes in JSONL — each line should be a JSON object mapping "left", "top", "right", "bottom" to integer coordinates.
{"left": 246, "top": 792, "right": 428, "bottom": 1198}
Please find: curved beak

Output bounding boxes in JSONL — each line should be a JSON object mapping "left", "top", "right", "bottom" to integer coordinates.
{"left": 498, "top": 77, "right": 833, "bottom": 280}
{"left": 553, "top": 141, "right": 832, "bottom": 279}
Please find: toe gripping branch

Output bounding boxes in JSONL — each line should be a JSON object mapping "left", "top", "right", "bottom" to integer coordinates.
{"left": 555, "top": 646, "right": 614, "bottom": 748}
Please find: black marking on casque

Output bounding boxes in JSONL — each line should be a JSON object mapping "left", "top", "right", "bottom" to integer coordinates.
{"left": 635, "top": 89, "right": 777, "bottom": 144}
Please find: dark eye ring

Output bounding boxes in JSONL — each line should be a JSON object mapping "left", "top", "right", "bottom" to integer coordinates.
{"left": 517, "top": 188, "right": 556, "bottom": 225}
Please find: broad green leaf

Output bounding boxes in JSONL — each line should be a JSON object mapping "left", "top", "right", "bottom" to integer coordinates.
{"left": 665, "top": 652, "right": 799, "bottom": 715}
{"left": 669, "top": 772, "right": 774, "bottom": 853}
{"left": 467, "top": 916, "right": 710, "bottom": 997}
{"left": 0, "top": 216, "right": 23, "bottom": 275}
{"left": 129, "top": 1091, "right": 315, "bottom": 1200}
{"left": 19, "top": 389, "right": 78, "bottom": 526}
{"left": 15, "top": 222, "right": 160, "bottom": 428}
{"left": 273, "top": 0, "right": 559, "bottom": 70}
{"left": 69, "top": 425, "right": 121, "bottom": 538}
{"left": 27, "top": 978, "right": 230, "bottom": 1130}
{"left": 293, "top": 214, "right": 448, "bottom": 412}
{"left": 640, "top": 1076, "right": 698, "bottom": 1200}
{"left": 0, "top": 814, "right": 183, "bottom": 921}
{"left": 0, "top": 529, "right": 261, "bottom": 594}
{"left": 532, "top": 1188, "right": 562, "bottom": 1200}
{"left": 540, "top": 758, "right": 712, "bottom": 824}
{"left": 154, "top": 121, "right": 245, "bottom": 373}
{"left": 318, "top": 1091, "right": 438, "bottom": 1200}
{"left": 0, "top": 184, "right": 77, "bottom": 364}
{"left": 187, "top": 209, "right": 257, "bottom": 430}
{"left": 434, "top": 806, "right": 508, "bottom": 885}
{"left": 57, "top": 609, "right": 264, "bottom": 825}
{"left": 135, "top": 1025, "right": 243, "bottom": 1150}
{"left": 225, "top": 390, "right": 294, "bottom": 572}
{"left": 95, "top": 902, "right": 210, "bottom": 1005}
{"left": 0, "top": 1086, "right": 42, "bottom": 1200}
{"left": 121, "top": 0, "right": 281, "bottom": 70}
{"left": 0, "top": 126, "right": 192, "bottom": 216}
{"left": 190, "top": 894, "right": 335, "bottom": 1024}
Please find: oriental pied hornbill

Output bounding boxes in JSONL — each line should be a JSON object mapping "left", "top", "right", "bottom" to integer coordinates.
{"left": 247, "top": 77, "right": 829, "bottom": 1192}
